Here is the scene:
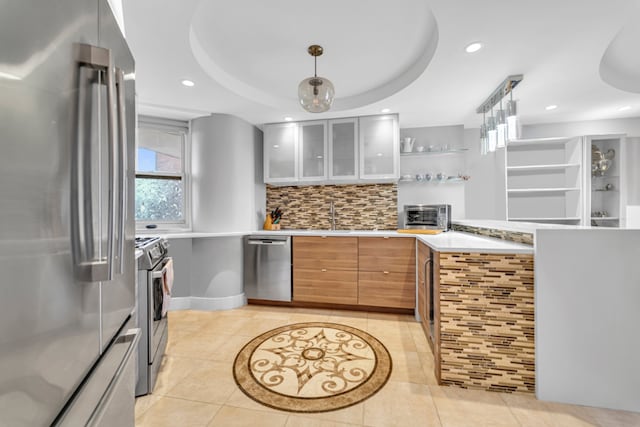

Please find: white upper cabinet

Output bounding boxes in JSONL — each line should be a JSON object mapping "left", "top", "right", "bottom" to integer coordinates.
{"left": 298, "top": 121, "right": 327, "bottom": 182}
{"left": 263, "top": 114, "right": 399, "bottom": 185}
{"left": 359, "top": 114, "right": 400, "bottom": 181}
{"left": 328, "top": 118, "right": 358, "bottom": 181}
{"left": 264, "top": 122, "right": 298, "bottom": 183}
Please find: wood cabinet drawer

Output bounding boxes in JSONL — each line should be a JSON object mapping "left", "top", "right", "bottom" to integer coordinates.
{"left": 293, "top": 236, "right": 358, "bottom": 270}
{"left": 293, "top": 268, "right": 358, "bottom": 305}
{"left": 359, "top": 237, "right": 416, "bottom": 274}
{"left": 358, "top": 271, "right": 416, "bottom": 309}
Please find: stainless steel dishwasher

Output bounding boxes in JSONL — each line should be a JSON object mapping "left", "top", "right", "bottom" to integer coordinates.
{"left": 243, "top": 235, "right": 292, "bottom": 302}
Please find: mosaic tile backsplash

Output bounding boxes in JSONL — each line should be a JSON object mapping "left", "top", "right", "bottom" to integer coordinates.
{"left": 452, "top": 224, "right": 534, "bottom": 245}
{"left": 266, "top": 184, "right": 397, "bottom": 230}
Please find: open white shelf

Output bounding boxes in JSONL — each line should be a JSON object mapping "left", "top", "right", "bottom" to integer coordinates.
{"left": 508, "top": 187, "right": 580, "bottom": 195}
{"left": 509, "top": 217, "right": 582, "bottom": 222}
{"left": 507, "top": 163, "right": 580, "bottom": 173}
{"left": 508, "top": 137, "right": 573, "bottom": 148}
{"left": 506, "top": 136, "right": 583, "bottom": 224}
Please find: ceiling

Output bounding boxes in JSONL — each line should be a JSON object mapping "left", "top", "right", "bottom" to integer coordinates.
{"left": 122, "top": 0, "right": 640, "bottom": 129}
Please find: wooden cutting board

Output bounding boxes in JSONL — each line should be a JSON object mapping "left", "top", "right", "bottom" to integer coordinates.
{"left": 396, "top": 229, "right": 443, "bottom": 235}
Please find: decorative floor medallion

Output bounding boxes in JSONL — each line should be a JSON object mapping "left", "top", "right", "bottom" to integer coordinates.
{"left": 233, "top": 322, "right": 392, "bottom": 412}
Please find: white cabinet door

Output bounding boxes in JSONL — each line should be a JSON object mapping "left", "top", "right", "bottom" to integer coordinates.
{"left": 264, "top": 123, "right": 298, "bottom": 183}
{"left": 359, "top": 114, "right": 399, "bottom": 180}
{"left": 328, "top": 118, "right": 358, "bottom": 180}
{"left": 299, "top": 121, "right": 327, "bottom": 182}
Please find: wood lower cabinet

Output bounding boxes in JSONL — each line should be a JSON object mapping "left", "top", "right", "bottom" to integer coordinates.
{"left": 293, "top": 236, "right": 358, "bottom": 270}
{"left": 358, "top": 271, "right": 415, "bottom": 308}
{"left": 293, "top": 268, "right": 358, "bottom": 305}
{"left": 358, "top": 237, "right": 415, "bottom": 309}
{"left": 293, "top": 236, "right": 358, "bottom": 304}
{"left": 293, "top": 236, "right": 416, "bottom": 310}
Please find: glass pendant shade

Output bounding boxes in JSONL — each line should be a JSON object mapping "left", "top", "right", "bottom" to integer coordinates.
{"left": 496, "top": 109, "right": 507, "bottom": 148}
{"left": 480, "top": 123, "right": 488, "bottom": 155}
{"left": 298, "top": 77, "right": 335, "bottom": 113}
{"left": 506, "top": 100, "right": 521, "bottom": 141}
{"left": 487, "top": 116, "right": 497, "bottom": 152}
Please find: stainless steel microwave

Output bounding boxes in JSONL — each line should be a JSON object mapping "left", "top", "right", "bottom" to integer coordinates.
{"left": 403, "top": 204, "right": 451, "bottom": 230}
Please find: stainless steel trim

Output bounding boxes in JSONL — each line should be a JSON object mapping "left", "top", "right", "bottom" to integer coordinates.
{"left": 72, "top": 44, "right": 115, "bottom": 282}
{"left": 243, "top": 235, "right": 292, "bottom": 302}
{"left": 247, "top": 240, "right": 287, "bottom": 246}
{"left": 115, "top": 68, "right": 126, "bottom": 275}
{"left": 403, "top": 204, "right": 451, "bottom": 231}
{"left": 54, "top": 325, "right": 140, "bottom": 426}
{"left": 86, "top": 329, "right": 140, "bottom": 426}
{"left": 151, "top": 257, "right": 172, "bottom": 279}
{"left": 423, "top": 257, "right": 431, "bottom": 283}
{"left": 106, "top": 57, "right": 117, "bottom": 281}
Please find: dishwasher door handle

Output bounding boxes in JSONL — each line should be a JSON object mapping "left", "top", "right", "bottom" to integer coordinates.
{"left": 247, "top": 240, "right": 287, "bottom": 246}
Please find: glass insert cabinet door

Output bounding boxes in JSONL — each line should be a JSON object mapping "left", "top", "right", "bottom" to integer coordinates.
{"left": 264, "top": 123, "right": 298, "bottom": 182}
{"left": 328, "top": 118, "right": 358, "bottom": 180}
{"left": 359, "top": 114, "right": 399, "bottom": 180}
{"left": 299, "top": 121, "right": 327, "bottom": 181}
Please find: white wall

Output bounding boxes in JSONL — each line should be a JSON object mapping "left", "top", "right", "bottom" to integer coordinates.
{"left": 191, "top": 113, "right": 265, "bottom": 232}
{"left": 398, "top": 125, "right": 466, "bottom": 222}
{"left": 106, "top": 0, "right": 126, "bottom": 36}
{"left": 463, "top": 129, "right": 507, "bottom": 220}
{"left": 535, "top": 229, "right": 640, "bottom": 412}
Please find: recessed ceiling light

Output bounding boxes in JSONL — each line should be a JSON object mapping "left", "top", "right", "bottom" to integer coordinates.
{"left": 618, "top": 106, "right": 632, "bottom": 111}
{"left": 381, "top": 108, "right": 391, "bottom": 113}
{"left": 273, "top": 144, "right": 279, "bottom": 149}
{"left": 545, "top": 105, "right": 558, "bottom": 111}
{"left": 376, "top": 152, "right": 383, "bottom": 157}
{"left": 465, "top": 42, "right": 483, "bottom": 53}
{"left": 181, "top": 79, "right": 195, "bottom": 87}
{"left": 284, "top": 116, "right": 293, "bottom": 121}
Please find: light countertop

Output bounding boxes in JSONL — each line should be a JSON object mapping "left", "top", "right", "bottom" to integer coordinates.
{"left": 453, "top": 219, "right": 583, "bottom": 233}
{"left": 153, "top": 229, "right": 533, "bottom": 254}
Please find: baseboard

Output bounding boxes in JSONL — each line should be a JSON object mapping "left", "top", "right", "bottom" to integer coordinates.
{"left": 169, "top": 294, "right": 247, "bottom": 311}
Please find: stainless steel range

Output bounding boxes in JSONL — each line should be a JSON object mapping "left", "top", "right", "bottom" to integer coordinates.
{"left": 134, "top": 237, "right": 171, "bottom": 396}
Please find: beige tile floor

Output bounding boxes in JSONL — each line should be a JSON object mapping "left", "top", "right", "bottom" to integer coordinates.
{"left": 135, "top": 306, "right": 640, "bottom": 427}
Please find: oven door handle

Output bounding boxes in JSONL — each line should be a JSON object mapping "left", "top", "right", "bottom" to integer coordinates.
{"left": 151, "top": 257, "right": 172, "bottom": 279}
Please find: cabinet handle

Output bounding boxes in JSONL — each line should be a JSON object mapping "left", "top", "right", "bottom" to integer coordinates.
{"left": 321, "top": 236, "right": 327, "bottom": 239}
{"left": 383, "top": 271, "right": 389, "bottom": 274}
{"left": 321, "top": 268, "right": 327, "bottom": 272}
{"left": 383, "top": 236, "right": 389, "bottom": 239}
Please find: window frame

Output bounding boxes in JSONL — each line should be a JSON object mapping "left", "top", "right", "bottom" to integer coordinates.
{"left": 135, "top": 116, "right": 191, "bottom": 231}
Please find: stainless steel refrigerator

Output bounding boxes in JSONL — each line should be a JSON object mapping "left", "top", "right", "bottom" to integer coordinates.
{"left": 0, "top": 0, "right": 139, "bottom": 425}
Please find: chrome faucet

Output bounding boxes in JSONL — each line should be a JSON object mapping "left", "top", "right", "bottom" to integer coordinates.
{"left": 329, "top": 200, "right": 336, "bottom": 230}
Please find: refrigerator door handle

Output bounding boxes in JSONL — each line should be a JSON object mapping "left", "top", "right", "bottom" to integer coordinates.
{"left": 115, "top": 68, "right": 126, "bottom": 275}
{"left": 105, "top": 54, "right": 118, "bottom": 281}
{"left": 72, "top": 43, "right": 117, "bottom": 282}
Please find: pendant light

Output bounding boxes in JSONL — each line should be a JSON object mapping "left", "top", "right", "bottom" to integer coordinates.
{"left": 298, "top": 45, "right": 335, "bottom": 113}
{"left": 480, "top": 111, "right": 488, "bottom": 155}
{"left": 487, "top": 115, "right": 497, "bottom": 152}
{"left": 506, "top": 88, "right": 521, "bottom": 141}
{"left": 496, "top": 99, "right": 507, "bottom": 148}
{"left": 476, "top": 75, "right": 523, "bottom": 155}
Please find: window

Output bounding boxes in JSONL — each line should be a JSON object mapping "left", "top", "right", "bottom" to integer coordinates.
{"left": 135, "top": 117, "right": 190, "bottom": 228}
